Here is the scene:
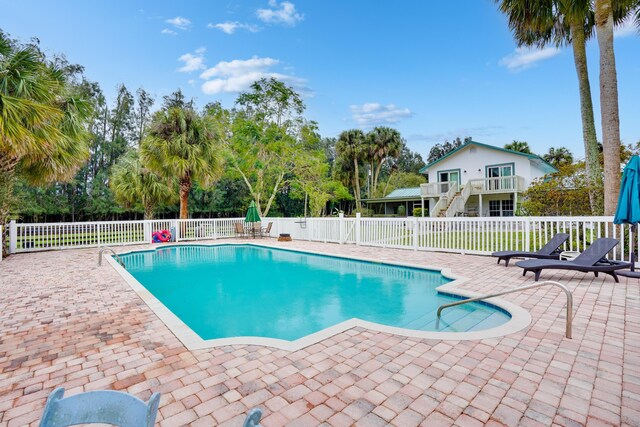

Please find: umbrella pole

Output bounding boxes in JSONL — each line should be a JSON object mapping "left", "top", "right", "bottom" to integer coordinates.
{"left": 632, "top": 224, "right": 637, "bottom": 272}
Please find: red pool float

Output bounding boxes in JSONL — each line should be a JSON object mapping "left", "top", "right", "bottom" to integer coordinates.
{"left": 152, "top": 230, "right": 171, "bottom": 243}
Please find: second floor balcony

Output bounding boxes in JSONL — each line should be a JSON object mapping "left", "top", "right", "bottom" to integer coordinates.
{"left": 421, "top": 175, "right": 526, "bottom": 198}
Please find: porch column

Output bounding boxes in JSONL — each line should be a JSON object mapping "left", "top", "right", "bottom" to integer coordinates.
{"left": 421, "top": 198, "right": 425, "bottom": 217}
{"left": 479, "top": 194, "right": 483, "bottom": 217}
{"left": 514, "top": 192, "right": 518, "bottom": 215}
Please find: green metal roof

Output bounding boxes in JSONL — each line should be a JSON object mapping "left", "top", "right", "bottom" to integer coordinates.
{"left": 419, "top": 140, "right": 558, "bottom": 174}
{"left": 384, "top": 187, "right": 421, "bottom": 199}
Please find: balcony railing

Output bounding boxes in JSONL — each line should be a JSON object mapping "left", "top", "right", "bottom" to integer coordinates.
{"left": 421, "top": 181, "right": 458, "bottom": 198}
{"left": 421, "top": 176, "right": 525, "bottom": 198}
{"left": 468, "top": 175, "right": 525, "bottom": 194}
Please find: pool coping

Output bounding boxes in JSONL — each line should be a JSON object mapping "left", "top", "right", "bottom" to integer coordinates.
{"left": 106, "top": 241, "right": 532, "bottom": 351}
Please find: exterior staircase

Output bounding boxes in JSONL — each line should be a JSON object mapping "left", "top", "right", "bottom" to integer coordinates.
{"left": 438, "top": 191, "right": 461, "bottom": 217}
{"left": 439, "top": 183, "right": 474, "bottom": 217}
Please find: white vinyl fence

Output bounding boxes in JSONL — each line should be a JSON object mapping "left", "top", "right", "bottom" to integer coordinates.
{"left": 3, "top": 215, "right": 637, "bottom": 262}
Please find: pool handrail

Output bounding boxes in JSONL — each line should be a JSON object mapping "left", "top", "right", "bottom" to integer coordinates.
{"left": 436, "top": 280, "right": 573, "bottom": 338}
{"left": 98, "top": 246, "right": 126, "bottom": 268}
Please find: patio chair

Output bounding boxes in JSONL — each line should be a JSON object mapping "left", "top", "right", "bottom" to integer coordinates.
{"left": 492, "top": 233, "right": 570, "bottom": 266}
{"left": 243, "top": 408, "right": 263, "bottom": 427}
{"left": 234, "top": 222, "right": 247, "bottom": 239}
{"left": 39, "top": 387, "right": 160, "bottom": 427}
{"left": 516, "top": 237, "right": 630, "bottom": 282}
{"left": 261, "top": 222, "right": 273, "bottom": 237}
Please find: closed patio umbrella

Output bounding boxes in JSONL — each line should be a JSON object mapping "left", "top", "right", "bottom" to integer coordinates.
{"left": 245, "top": 201, "right": 261, "bottom": 237}
{"left": 614, "top": 155, "right": 640, "bottom": 277}
{"left": 245, "top": 201, "right": 261, "bottom": 223}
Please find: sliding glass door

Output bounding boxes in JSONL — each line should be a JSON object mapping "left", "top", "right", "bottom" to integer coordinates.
{"left": 486, "top": 164, "right": 513, "bottom": 190}
{"left": 437, "top": 170, "right": 460, "bottom": 193}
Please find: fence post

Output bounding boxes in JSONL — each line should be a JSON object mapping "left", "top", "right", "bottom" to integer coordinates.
{"left": 355, "top": 213, "right": 361, "bottom": 246}
{"left": 9, "top": 220, "right": 17, "bottom": 254}
{"left": 143, "top": 221, "right": 152, "bottom": 243}
{"left": 525, "top": 217, "right": 531, "bottom": 251}
{"left": 173, "top": 220, "right": 180, "bottom": 242}
{"left": 213, "top": 220, "right": 218, "bottom": 240}
{"left": 412, "top": 217, "right": 419, "bottom": 251}
{"left": 339, "top": 213, "right": 345, "bottom": 245}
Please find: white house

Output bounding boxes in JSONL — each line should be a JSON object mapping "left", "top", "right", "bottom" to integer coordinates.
{"left": 364, "top": 141, "right": 556, "bottom": 217}
{"left": 419, "top": 140, "right": 556, "bottom": 217}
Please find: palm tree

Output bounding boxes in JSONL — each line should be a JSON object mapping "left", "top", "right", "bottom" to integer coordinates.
{"left": 543, "top": 147, "right": 574, "bottom": 168}
{"left": 110, "top": 151, "right": 175, "bottom": 219}
{"left": 0, "top": 32, "right": 92, "bottom": 241}
{"left": 495, "top": 0, "right": 604, "bottom": 213}
{"left": 595, "top": 0, "right": 621, "bottom": 215}
{"left": 0, "top": 33, "right": 91, "bottom": 183}
{"left": 496, "top": 0, "right": 638, "bottom": 214}
{"left": 366, "top": 127, "right": 403, "bottom": 197}
{"left": 504, "top": 140, "right": 532, "bottom": 154}
{"left": 335, "top": 129, "right": 366, "bottom": 210}
{"left": 140, "top": 105, "right": 224, "bottom": 219}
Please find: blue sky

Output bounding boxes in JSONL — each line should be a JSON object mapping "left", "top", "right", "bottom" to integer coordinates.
{"left": 2, "top": 1, "right": 639, "bottom": 160}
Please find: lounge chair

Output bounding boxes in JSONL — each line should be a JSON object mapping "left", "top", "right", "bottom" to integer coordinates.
{"left": 492, "top": 233, "right": 570, "bottom": 266}
{"left": 234, "top": 222, "right": 247, "bottom": 239}
{"left": 516, "top": 237, "right": 630, "bottom": 282}
{"left": 261, "top": 222, "right": 273, "bottom": 237}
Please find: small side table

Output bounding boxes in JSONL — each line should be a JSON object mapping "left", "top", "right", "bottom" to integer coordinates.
{"left": 560, "top": 251, "right": 580, "bottom": 261}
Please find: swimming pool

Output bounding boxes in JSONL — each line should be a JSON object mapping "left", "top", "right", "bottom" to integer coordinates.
{"left": 117, "top": 244, "right": 514, "bottom": 348}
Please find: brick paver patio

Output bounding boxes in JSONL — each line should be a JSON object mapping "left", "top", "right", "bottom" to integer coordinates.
{"left": 0, "top": 240, "right": 638, "bottom": 426}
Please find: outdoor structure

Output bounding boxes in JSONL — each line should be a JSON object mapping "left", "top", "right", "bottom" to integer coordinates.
{"left": 420, "top": 141, "right": 556, "bottom": 217}
{"left": 364, "top": 188, "right": 422, "bottom": 216}
{"left": 364, "top": 141, "right": 556, "bottom": 217}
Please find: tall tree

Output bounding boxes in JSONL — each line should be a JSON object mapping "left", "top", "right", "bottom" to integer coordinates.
{"left": 427, "top": 137, "right": 467, "bottom": 163}
{"left": 543, "top": 147, "right": 574, "bottom": 168}
{"left": 335, "top": 129, "right": 366, "bottom": 210}
{"left": 495, "top": 0, "right": 605, "bottom": 214}
{"left": 0, "top": 32, "right": 92, "bottom": 229}
{"left": 595, "top": 0, "right": 621, "bottom": 215}
{"left": 229, "top": 78, "right": 313, "bottom": 217}
{"left": 133, "top": 88, "right": 155, "bottom": 146}
{"left": 504, "top": 140, "right": 532, "bottom": 153}
{"left": 141, "top": 102, "right": 224, "bottom": 219}
{"left": 396, "top": 145, "right": 426, "bottom": 175}
{"left": 110, "top": 151, "right": 175, "bottom": 219}
{"left": 365, "top": 127, "right": 403, "bottom": 197}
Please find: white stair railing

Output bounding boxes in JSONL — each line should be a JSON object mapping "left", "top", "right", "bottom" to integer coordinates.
{"left": 431, "top": 182, "right": 459, "bottom": 217}
{"left": 445, "top": 183, "right": 473, "bottom": 217}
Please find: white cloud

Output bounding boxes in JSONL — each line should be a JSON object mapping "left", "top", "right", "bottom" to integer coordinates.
{"left": 177, "top": 48, "right": 206, "bottom": 73}
{"left": 208, "top": 21, "right": 260, "bottom": 34}
{"left": 257, "top": 0, "right": 304, "bottom": 26}
{"left": 161, "top": 28, "right": 177, "bottom": 36}
{"left": 166, "top": 16, "right": 191, "bottom": 30}
{"left": 499, "top": 46, "right": 561, "bottom": 71}
{"left": 350, "top": 103, "right": 413, "bottom": 128}
{"left": 201, "top": 57, "right": 278, "bottom": 79}
{"left": 199, "top": 56, "right": 308, "bottom": 95}
{"left": 615, "top": 18, "right": 638, "bottom": 38}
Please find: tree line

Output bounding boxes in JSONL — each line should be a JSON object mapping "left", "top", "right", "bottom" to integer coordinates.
{"left": 0, "top": 31, "right": 426, "bottom": 226}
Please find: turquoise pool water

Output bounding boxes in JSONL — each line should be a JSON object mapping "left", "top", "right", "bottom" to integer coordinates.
{"left": 120, "top": 245, "right": 510, "bottom": 341}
